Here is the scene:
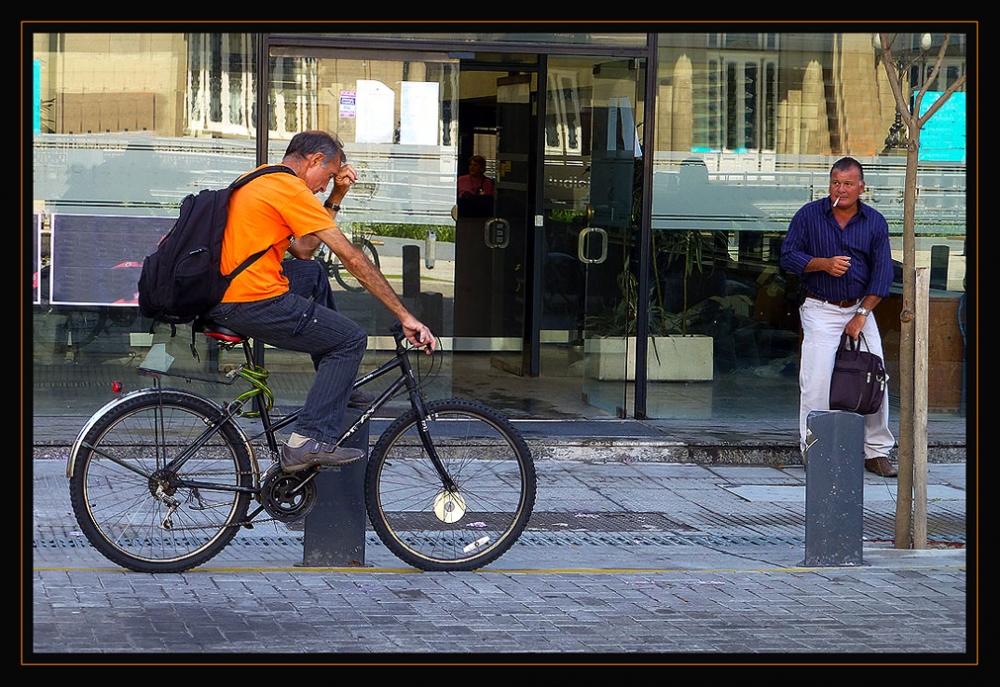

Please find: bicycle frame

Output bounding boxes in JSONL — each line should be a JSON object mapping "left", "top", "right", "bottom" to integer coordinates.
{"left": 248, "top": 325, "right": 457, "bottom": 493}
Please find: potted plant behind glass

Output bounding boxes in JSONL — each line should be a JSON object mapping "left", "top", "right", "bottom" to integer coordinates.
{"left": 654, "top": 227, "right": 713, "bottom": 335}
{"left": 584, "top": 267, "right": 687, "bottom": 381}
{"left": 585, "top": 157, "right": 715, "bottom": 382}
{"left": 646, "top": 226, "right": 714, "bottom": 381}
{"left": 585, "top": 212, "right": 714, "bottom": 380}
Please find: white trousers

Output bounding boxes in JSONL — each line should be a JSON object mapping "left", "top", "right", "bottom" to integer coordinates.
{"left": 797, "top": 297, "right": 895, "bottom": 459}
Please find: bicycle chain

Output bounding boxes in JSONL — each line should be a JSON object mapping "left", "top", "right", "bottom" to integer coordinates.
{"left": 149, "top": 465, "right": 292, "bottom": 532}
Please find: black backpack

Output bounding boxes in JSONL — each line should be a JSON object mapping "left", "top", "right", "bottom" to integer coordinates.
{"left": 137, "top": 165, "right": 296, "bottom": 327}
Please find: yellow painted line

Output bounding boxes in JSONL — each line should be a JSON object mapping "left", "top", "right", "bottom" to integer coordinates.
{"left": 33, "top": 563, "right": 966, "bottom": 574}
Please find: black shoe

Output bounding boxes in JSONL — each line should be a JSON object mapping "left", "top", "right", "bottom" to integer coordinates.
{"left": 280, "top": 439, "right": 364, "bottom": 473}
{"left": 347, "top": 389, "right": 375, "bottom": 409}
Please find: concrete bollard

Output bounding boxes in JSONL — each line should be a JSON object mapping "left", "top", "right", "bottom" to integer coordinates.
{"left": 300, "top": 408, "right": 370, "bottom": 567}
{"left": 803, "top": 410, "right": 864, "bottom": 567}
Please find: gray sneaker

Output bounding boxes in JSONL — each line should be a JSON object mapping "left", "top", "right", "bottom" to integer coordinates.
{"left": 280, "top": 439, "right": 364, "bottom": 473}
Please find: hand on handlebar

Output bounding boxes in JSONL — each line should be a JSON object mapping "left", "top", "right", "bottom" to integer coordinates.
{"left": 398, "top": 319, "right": 437, "bottom": 354}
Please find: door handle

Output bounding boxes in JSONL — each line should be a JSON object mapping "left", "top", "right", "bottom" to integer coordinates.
{"left": 485, "top": 217, "right": 510, "bottom": 248}
{"left": 578, "top": 226, "right": 608, "bottom": 264}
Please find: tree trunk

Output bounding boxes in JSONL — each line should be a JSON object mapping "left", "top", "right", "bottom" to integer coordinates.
{"left": 876, "top": 32, "right": 966, "bottom": 549}
{"left": 895, "top": 130, "right": 920, "bottom": 548}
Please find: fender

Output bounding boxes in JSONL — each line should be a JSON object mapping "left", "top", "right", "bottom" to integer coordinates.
{"left": 66, "top": 387, "right": 259, "bottom": 479}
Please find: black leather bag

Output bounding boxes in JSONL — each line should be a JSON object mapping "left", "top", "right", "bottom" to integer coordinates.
{"left": 829, "top": 332, "right": 887, "bottom": 415}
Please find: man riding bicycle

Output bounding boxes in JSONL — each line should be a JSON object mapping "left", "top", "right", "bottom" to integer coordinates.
{"left": 206, "top": 130, "right": 437, "bottom": 474}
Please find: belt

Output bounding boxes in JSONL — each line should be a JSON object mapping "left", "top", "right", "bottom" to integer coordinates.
{"left": 806, "top": 293, "right": 860, "bottom": 308}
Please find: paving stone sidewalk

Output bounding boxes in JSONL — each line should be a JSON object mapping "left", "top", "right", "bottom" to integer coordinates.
{"left": 28, "top": 456, "right": 972, "bottom": 661}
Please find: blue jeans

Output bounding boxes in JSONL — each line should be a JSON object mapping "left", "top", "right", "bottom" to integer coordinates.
{"left": 207, "top": 259, "right": 366, "bottom": 445}
{"left": 284, "top": 258, "right": 339, "bottom": 317}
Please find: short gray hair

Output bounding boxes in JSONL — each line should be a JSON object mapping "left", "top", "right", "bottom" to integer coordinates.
{"left": 283, "top": 130, "right": 346, "bottom": 166}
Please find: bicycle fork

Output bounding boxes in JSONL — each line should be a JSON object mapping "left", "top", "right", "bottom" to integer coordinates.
{"left": 352, "top": 327, "right": 459, "bottom": 495}
{"left": 399, "top": 358, "right": 459, "bottom": 494}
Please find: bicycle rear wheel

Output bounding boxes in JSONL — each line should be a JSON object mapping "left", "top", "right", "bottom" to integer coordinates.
{"left": 365, "top": 398, "right": 535, "bottom": 571}
{"left": 68, "top": 389, "right": 253, "bottom": 573}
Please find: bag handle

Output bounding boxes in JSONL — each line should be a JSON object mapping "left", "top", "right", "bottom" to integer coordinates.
{"left": 839, "top": 331, "right": 871, "bottom": 354}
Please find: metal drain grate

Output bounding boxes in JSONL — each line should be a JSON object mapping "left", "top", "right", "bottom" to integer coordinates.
{"left": 34, "top": 506, "right": 965, "bottom": 557}
{"left": 513, "top": 531, "right": 807, "bottom": 547}
{"left": 526, "top": 511, "right": 694, "bottom": 532}
{"left": 33, "top": 529, "right": 966, "bottom": 559}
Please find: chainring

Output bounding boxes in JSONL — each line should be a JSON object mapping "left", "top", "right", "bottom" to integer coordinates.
{"left": 260, "top": 464, "right": 318, "bottom": 522}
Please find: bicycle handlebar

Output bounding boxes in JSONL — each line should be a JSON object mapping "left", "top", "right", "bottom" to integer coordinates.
{"left": 389, "top": 320, "right": 435, "bottom": 352}
{"left": 390, "top": 320, "right": 404, "bottom": 343}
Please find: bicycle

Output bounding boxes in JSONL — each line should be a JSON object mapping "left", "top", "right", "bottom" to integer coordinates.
{"left": 314, "top": 227, "right": 382, "bottom": 293}
{"left": 67, "top": 320, "right": 536, "bottom": 573}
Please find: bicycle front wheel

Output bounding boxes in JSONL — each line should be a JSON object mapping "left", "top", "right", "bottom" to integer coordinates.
{"left": 365, "top": 398, "right": 535, "bottom": 571}
{"left": 68, "top": 389, "right": 253, "bottom": 573}
{"left": 334, "top": 239, "right": 380, "bottom": 292}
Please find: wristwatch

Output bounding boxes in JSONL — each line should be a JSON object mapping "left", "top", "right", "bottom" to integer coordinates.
{"left": 323, "top": 200, "right": 341, "bottom": 211}
{"left": 856, "top": 306, "right": 870, "bottom": 317}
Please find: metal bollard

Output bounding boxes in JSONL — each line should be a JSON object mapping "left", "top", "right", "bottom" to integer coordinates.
{"left": 300, "top": 408, "right": 370, "bottom": 567}
{"left": 803, "top": 410, "right": 865, "bottom": 567}
{"left": 930, "top": 244, "right": 949, "bottom": 290}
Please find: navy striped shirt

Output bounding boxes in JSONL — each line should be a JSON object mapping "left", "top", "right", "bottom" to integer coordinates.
{"left": 780, "top": 198, "right": 894, "bottom": 302}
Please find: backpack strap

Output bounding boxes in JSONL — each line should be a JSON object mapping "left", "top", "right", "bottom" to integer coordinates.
{"left": 223, "top": 165, "right": 298, "bottom": 280}
{"left": 229, "top": 164, "right": 297, "bottom": 190}
{"left": 227, "top": 247, "right": 269, "bottom": 281}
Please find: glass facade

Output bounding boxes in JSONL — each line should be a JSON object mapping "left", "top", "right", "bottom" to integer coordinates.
{"left": 29, "top": 29, "right": 971, "bottom": 425}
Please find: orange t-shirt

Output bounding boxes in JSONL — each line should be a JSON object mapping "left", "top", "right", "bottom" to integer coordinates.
{"left": 220, "top": 165, "right": 333, "bottom": 302}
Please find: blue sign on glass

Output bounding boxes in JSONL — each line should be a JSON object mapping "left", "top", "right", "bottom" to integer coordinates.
{"left": 919, "top": 91, "right": 966, "bottom": 162}
{"left": 34, "top": 60, "right": 41, "bottom": 134}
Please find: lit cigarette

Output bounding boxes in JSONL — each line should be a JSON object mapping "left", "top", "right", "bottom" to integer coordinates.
{"left": 833, "top": 197, "right": 840, "bottom": 207}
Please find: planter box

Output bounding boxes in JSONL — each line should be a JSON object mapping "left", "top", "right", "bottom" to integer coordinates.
{"left": 585, "top": 335, "right": 714, "bottom": 381}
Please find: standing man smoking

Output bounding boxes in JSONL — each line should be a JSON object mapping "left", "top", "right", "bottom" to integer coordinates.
{"left": 780, "top": 156, "right": 898, "bottom": 477}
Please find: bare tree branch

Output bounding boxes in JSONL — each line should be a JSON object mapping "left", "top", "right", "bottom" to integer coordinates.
{"left": 878, "top": 33, "right": 967, "bottom": 136}
{"left": 917, "top": 36, "right": 950, "bottom": 104}
{"left": 917, "top": 74, "right": 967, "bottom": 129}
{"left": 878, "top": 33, "right": 916, "bottom": 129}
{"left": 914, "top": 35, "right": 967, "bottom": 127}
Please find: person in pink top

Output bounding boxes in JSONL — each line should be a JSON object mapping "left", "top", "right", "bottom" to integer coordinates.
{"left": 457, "top": 155, "right": 495, "bottom": 199}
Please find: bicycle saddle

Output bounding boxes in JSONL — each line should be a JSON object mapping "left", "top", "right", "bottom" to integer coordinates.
{"left": 195, "top": 316, "right": 245, "bottom": 344}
